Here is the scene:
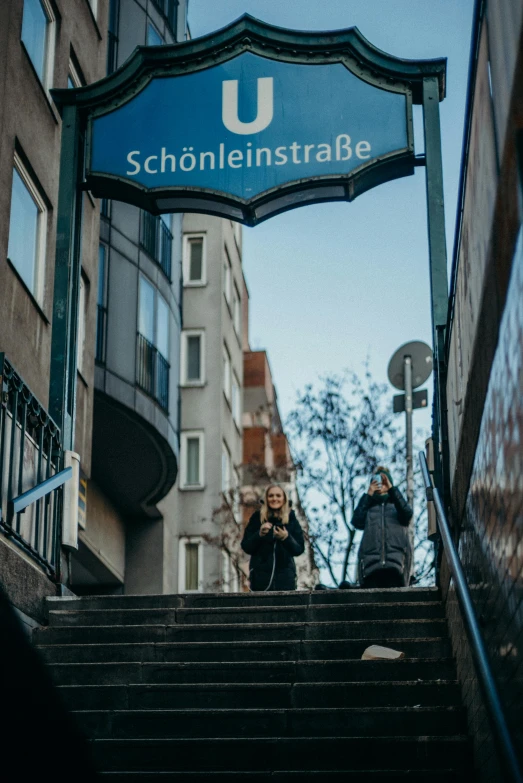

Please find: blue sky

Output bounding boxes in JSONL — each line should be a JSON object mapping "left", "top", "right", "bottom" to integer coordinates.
{"left": 187, "top": 1, "right": 475, "bottom": 437}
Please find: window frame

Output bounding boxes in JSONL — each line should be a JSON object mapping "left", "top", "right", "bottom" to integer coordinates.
{"left": 232, "top": 283, "right": 241, "bottom": 337}
{"left": 232, "top": 371, "right": 241, "bottom": 428}
{"left": 7, "top": 151, "right": 48, "bottom": 304}
{"left": 138, "top": 273, "right": 170, "bottom": 358}
{"left": 223, "top": 245, "right": 232, "bottom": 305}
{"left": 183, "top": 233, "right": 207, "bottom": 286}
{"left": 223, "top": 343, "right": 231, "bottom": 402}
{"left": 178, "top": 536, "right": 204, "bottom": 593}
{"left": 20, "top": 0, "right": 57, "bottom": 92}
{"left": 180, "top": 329, "right": 205, "bottom": 386}
{"left": 221, "top": 441, "right": 231, "bottom": 495}
{"left": 180, "top": 430, "right": 205, "bottom": 490}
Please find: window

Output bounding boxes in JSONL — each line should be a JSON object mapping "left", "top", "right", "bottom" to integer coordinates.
{"left": 223, "top": 246, "right": 232, "bottom": 304}
{"left": 181, "top": 330, "right": 205, "bottom": 385}
{"left": 137, "top": 275, "right": 170, "bottom": 410}
{"left": 179, "top": 537, "right": 203, "bottom": 592}
{"left": 77, "top": 272, "right": 88, "bottom": 376}
{"left": 180, "top": 431, "right": 204, "bottom": 489}
{"left": 151, "top": 0, "right": 178, "bottom": 32}
{"left": 141, "top": 211, "right": 172, "bottom": 279}
{"left": 96, "top": 245, "right": 107, "bottom": 363}
{"left": 107, "top": 0, "right": 119, "bottom": 74}
{"left": 233, "top": 284, "right": 241, "bottom": 337}
{"left": 232, "top": 373, "right": 241, "bottom": 427}
{"left": 183, "top": 234, "right": 206, "bottom": 285}
{"left": 7, "top": 154, "right": 47, "bottom": 301}
{"left": 223, "top": 344, "right": 231, "bottom": 401}
{"left": 147, "top": 22, "right": 163, "bottom": 46}
{"left": 21, "top": 0, "right": 55, "bottom": 87}
{"left": 222, "top": 442, "right": 231, "bottom": 495}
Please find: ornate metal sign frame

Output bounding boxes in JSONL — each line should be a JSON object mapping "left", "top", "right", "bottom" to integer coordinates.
{"left": 49, "top": 15, "right": 449, "bottom": 504}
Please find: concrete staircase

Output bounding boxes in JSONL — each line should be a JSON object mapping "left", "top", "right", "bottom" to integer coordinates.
{"left": 34, "top": 588, "right": 473, "bottom": 781}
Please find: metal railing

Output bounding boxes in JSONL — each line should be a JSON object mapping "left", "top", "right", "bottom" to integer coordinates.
{"left": 140, "top": 210, "right": 172, "bottom": 280}
{"left": 419, "top": 451, "right": 523, "bottom": 783}
{"left": 0, "top": 355, "right": 64, "bottom": 578}
{"left": 136, "top": 334, "right": 169, "bottom": 412}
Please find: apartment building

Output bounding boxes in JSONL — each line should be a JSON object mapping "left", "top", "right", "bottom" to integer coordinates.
{"left": 166, "top": 213, "right": 245, "bottom": 593}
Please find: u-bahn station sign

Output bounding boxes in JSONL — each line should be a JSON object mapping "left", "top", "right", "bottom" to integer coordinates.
{"left": 54, "top": 15, "right": 445, "bottom": 225}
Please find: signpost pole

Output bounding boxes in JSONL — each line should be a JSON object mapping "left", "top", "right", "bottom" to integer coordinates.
{"left": 49, "top": 103, "right": 83, "bottom": 455}
{"left": 404, "top": 355, "right": 414, "bottom": 508}
{"left": 422, "top": 76, "right": 449, "bottom": 507}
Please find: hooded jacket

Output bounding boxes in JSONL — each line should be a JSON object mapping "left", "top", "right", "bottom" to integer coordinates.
{"left": 352, "top": 486, "right": 413, "bottom": 585}
{"left": 241, "top": 509, "right": 305, "bottom": 591}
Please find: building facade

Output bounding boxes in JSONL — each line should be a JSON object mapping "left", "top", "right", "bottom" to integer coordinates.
{"left": 165, "top": 212, "right": 244, "bottom": 593}
{"left": 0, "top": 0, "right": 187, "bottom": 623}
{"left": 75, "top": 0, "right": 187, "bottom": 597}
{"left": 444, "top": 0, "right": 523, "bottom": 777}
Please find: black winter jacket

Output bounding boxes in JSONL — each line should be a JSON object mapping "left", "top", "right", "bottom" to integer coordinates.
{"left": 352, "top": 486, "right": 413, "bottom": 586}
{"left": 241, "top": 509, "right": 305, "bottom": 591}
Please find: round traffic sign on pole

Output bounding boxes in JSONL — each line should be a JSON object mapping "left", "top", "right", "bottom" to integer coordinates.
{"left": 387, "top": 341, "right": 433, "bottom": 391}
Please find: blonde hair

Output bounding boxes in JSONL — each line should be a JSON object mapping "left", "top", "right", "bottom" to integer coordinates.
{"left": 260, "top": 484, "right": 290, "bottom": 525}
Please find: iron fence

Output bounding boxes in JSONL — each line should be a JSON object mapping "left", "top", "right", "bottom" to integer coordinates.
{"left": 136, "top": 334, "right": 169, "bottom": 412}
{"left": 0, "top": 354, "right": 63, "bottom": 578}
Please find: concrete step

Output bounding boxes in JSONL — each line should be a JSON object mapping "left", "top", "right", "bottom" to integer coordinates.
{"left": 37, "top": 636, "right": 452, "bottom": 664}
{"left": 74, "top": 706, "right": 466, "bottom": 738}
{"left": 35, "top": 618, "right": 448, "bottom": 645}
{"left": 90, "top": 736, "right": 470, "bottom": 772}
{"left": 48, "top": 658, "right": 456, "bottom": 686}
{"left": 98, "top": 771, "right": 464, "bottom": 782}
{"left": 58, "top": 680, "right": 462, "bottom": 711}
{"left": 46, "top": 602, "right": 444, "bottom": 628}
{"left": 45, "top": 587, "right": 440, "bottom": 614}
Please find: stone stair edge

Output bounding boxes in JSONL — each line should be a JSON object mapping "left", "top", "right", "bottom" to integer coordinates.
{"left": 47, "top": 656, "right": 454, "bottom": 666}
{"left": 40, "top": 618, "right": 447, "bottom": 629}
{"left": 46, "top": 601, "right": 443, "bottom": 614}
{"left": 35, "top": 635, "right": 449, "bottom": 648}
{"left": 71, "top": 705, "right": 464, "bottom": 714}
{"left": 45, "top": 587, "right": 440, "bottom": 602}
{"left": 56, "top": 678, "right": 460, "bottom": 688}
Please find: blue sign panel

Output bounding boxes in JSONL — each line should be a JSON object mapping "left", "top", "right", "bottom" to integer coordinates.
{"left": 89, "top": 52, "right": 410, "bottom": 202}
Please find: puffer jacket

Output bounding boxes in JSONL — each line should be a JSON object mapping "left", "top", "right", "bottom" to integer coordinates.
{"left": 352, "top": 486, "right": 413, "bottom": 586}
{"left": 241, "top": 509, "right": 305, "bottom": 591}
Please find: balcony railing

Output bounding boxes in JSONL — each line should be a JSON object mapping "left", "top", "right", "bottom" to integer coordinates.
{"left": 96, "top": 305, "right": 107, "bottom": 364}
{"left": 0, "top": 354, "right": 63, "bottom": 577}
{"left": 140, "top": 210, "right": 172, "bottom": 280}
{"left": 136, "top": 334, "right": 169, "bottom": 412}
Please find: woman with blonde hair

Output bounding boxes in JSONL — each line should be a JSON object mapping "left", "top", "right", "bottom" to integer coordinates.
{"left": 241, "top": 484, "right": 305, "bottom": 591}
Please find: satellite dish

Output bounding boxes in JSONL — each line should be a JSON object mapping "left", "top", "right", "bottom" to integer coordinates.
{"left": 387, "top": 340, "right": 433, "bottom": 390}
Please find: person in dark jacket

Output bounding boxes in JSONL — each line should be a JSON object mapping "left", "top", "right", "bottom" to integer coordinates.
{"left": 241, "top": 484, "right": 305, "bottom": 591}
{"left": 352, "top": 466, "right": 413, "bottom": 588}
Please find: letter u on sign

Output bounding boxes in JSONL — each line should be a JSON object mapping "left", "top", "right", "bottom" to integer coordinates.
{"left": 222, "top": 77, "right": 274, "bottom": 135}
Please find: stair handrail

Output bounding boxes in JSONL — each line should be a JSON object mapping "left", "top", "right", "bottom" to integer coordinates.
{"left": 6, "top": 467, "right": 72, "bottom": 525}
{"left": 419, "top": 451, "right": 523, "bottom": 783}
